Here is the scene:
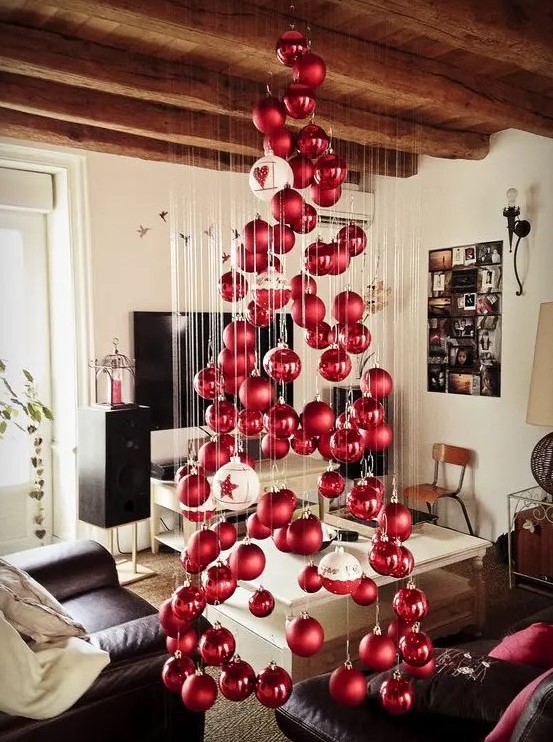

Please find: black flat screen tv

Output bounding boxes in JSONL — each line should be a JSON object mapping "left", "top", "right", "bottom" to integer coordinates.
{"left": 133, "top": 311, "right": 294, "bottom": 431}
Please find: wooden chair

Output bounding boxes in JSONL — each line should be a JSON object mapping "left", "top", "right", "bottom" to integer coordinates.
{"left": 404, "top": 443, "right": 475, "bottom": 536}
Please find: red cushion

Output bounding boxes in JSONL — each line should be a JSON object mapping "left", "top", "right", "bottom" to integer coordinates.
{"left": 489, "top": 623, "right": 553, "bottom": 668}
{"left": 484, "top": 667, "right": 553, "bottom": 742}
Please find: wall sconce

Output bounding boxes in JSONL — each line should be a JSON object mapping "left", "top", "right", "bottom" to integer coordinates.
{"left": 503, "top": 187, "right": 531, "bottom": 296}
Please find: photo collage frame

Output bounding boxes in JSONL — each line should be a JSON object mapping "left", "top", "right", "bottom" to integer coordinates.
{"left": 427, "top": 241, "right": 503, "bottom": 397}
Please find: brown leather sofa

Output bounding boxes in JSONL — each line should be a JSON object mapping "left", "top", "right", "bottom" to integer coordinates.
{"left": 0, "top": 540, "right": 207, "bottom": 742}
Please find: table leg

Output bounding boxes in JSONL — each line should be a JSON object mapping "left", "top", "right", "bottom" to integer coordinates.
{"left": 470, "top": 554, "right": 486, "bottom": 633}
{"left": 150, "top": 483, "right": 159, "bottom": 554}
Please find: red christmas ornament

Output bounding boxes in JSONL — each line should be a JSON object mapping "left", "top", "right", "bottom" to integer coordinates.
{"left": 297, "top": 562, "right": 323, "bottom": 593}
{"left": 175, "top": 462, "right": 205, "bottom": 482}
{"left": 368, "top": 534, "right": 401, "bottom": 576}
{"left": 205, "top": 399, "right": 238, "bottom": 434}
{"left": 264, "top": 401, "right": 299, "bottom": 438}
{"left": 311, "top": 183, "right": 342, "bottom": 207}
{"left": 197, "top": 439, "right": 230, "bottom": 474}
{"left": 255, "top": 663, "right": 293, "bottom": 708}
{"left": 283, "top": 82, "right": 316, "bottom": 119}
{"left": 304, "top": 240, "right": 334, "bottom": 276}
{"left": 252, "top": 96, "right": 286, "bottom": 133}
{"left": 319, "top": 347, "right": 352, "bottom": 382}
{"left": 329, "top": 663, "right": 367, "bottom": 707}
{"left": 243, "top": 217, "right": 271, "bottom": 253}
{"left": 359, "top": 630, "right": 397, "bottom": 672}
{"left": 273, "top": 525, "right": 291, "bottom": 552}
{"left": 305, "top": 321, "right": 331, "bottom": 349}
{"left": 293, "top": 52, "right": 327, "bottom": 88}
{"left": 287, "top": 512, "right": 323, "bottom": 555}
{"left": 161, "top": 655, "right": 195, "bottom": 693}
{"left": 314, "top": 152, "right": 347, "bottom": 188}
{"left": 218, "top": 347, "right": 255, "bottom": 378}
{"left": 158, "top": 598, "right": 192, "bottom": 638}
{"left": 199, "top": 623, "right": 236, "bottom": 666}
{"left": 239, "top": 376, "right": 275, "bottom": 411}
{"left": 180, "top": 497, "right": 216, "bottom": 524}
{"left": 290, "top": 272, "right": 316, "bottom": 300}
{"left": 331, "top": 323, "right": 372, "bottom": 355}
{"left": 392, "top": 585, "right": 429, "bottom": 623}
{"left": 290, "top": 428, "right": 317, "bottom": 456}
{"left": 363, "top": 421, "right": 393, "bottom": 452}
{"left": 218, "top": 271, "right": 248, "bottom": 302}
{"left": 317, "top": 469, "right": 345, "bottom": 498}
{"left": 263, "top": 126, "right": 295, "bottom": 159}
{"left": 333, "top": 290, "right": 365, "bottom": 323}
{"left": 360, "top": 367, "right": 393, "bottom": 399}
{"left": 351, "top": 575, "right": 378, "bottom": 606}
{"left": 350, "top": 394, "right": 384, "bottom": 428}
{"left": 286, "top": 613, "right": 324, "bottom": 657}
{"left": 219, "top": 656, "right": 256, "bottom": 702}
{"left": 271, "top": 187, "right": 304, "bottom": 224}
{"left": 387, "top": 617, "right": 412, "bottom": 646}
{"left": 318, "top": 546, "right": 362, "bottom": 595}
{"left": 222, "top": 374, "right": 246, "bottom": 397}
{"left": 201, "top": 562, "right": 237, "bottom": 605}
{"left": 228, "top": 541, "right": 266, "bottom": 580}
{"left": 263, "top": 345, "right": 302, "bottom": 383}
{"left": 338, "top": 223, "right": 368, "bottom": 257}
{"left": 181, "top": 670, "right": 218, "bottom": 712}
{"left": 330, "top": 427, "right": 364, "bottom": 463}
{"left": 261, "top": 433, "right": 290, "bottom": 459}
{"left": 271, "top": 222, "right": 296, "bottom": 254}
{"left": 288, "top": 154, "right": 315, "bottom": 190}
{"left": 246, "top": 299, "right": 273, "bottom": 328}
{"left": 179, "top": 549, "right": 203, "bottom": 575}
{"left": 193, "top": 364, "right": 224, "bottom": 400}
{"left": 187, "top": 528, "right": 220, "bottom": 567}
{"left": 346, "top": 478, "right": 383, "bottom": 521}
{"left": 290, "top": 202, "right": 317, "bottom": 234}
{"left": 166, "top": 626, "right": 198, "bottom": 657}
{"left": 399, "top": 629, "right": 434, "bottom": 667}
{"left": 391, "top": 543, "right": 415, "bottom": 579}
{"left": 296, "top": 123, "right": 329, "bottom": 158}
{"left": 377, "top": 502, "right": 413, "bottom": 541}
{"left": 328, "top": 241, "right": 350, "bottom": 276}
{"left": 246, "top": 512, "right": 272, "bottom": 540}
{"left": 257, "top": 489, "right": 296, "bottom": 528}
{"left": 171, "top": 582, "right": 207, "bottom": 624}
{"left": 402, "top": 656, "right": 436, "bottom": 679}
{"left": 276, "top": 29, "right": 307, "bottom": 66}
{"left": 291, "top": 294, "right": 326, "bottom": 329}
{"left": 380, "top": 674, "right": 414, "bottom": 716}
{"left": 223, "top": 319, "right": 256, "bottom": 352}
{"left": 213, "top": 519, "right": 238, "bottom": 550}
{"left": 248, "top": 588, "right": 275, "bottom": 617}
{"left": 237, "top": 409, "right": 264, "bottom": 437}
{"left": 177, "top": 472, "right": 211, "bottom": 508}
{"left": 302, "top": 399, "right": 335, "bottom": 436}
{"left": 233, "top": 242, "right": 269, "bottom": 273}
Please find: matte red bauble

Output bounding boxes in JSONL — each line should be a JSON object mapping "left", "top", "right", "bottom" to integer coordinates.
{"left": 179, "top": 549, "right": 203, "bottom": 575}
{"left": 237, "top": 409, "right": 264, "bottom": 437}
{"left": 219, "top": 271, "right": 248, "bottom": 302}
{"left": 290, "top": 428, "right": 317, "bottom": 456}
{"left": 302, "top": 399, "right": 335, "bottom": 436}
{"left": 399, "top": 629, "right": 434, "bottom": 667}
{"left": 360, "top": 367, "right": 394, "bottom": 399}
{"left": 228, "top": 541, "right": 266, "bottom": 581}
{"left": 223, "top": 319, "right": 256, "bottom": 352}
{"left": 387, "top": 617, "right": 412, "bottom": 646}
{"left": 239, "top": 376, "right": 275, "bottom": 411}
{"left": 304, "top": 240, "right": 334, "bottom": 276}
{"left": 286, "top": 613, "right": 324, "bottom": 657}
{"left": 291, "top": 203, "right": 318, "bottom": 234}
{"left": 161, "top": 655, "right": 195, "bottom": 692}
{"left": 377, "top": 502, "right": 413, "bottom": 541}
{"left": 391, "top": 543, "right": 414, "bottom": 579}
{"left": 166, "top": 625, "right": 198, "bottom": 656}
{"left": 402, "top": 657, "right": 436, "bottom": 679}
{"left": 233, "top": 242, "right": 269, "bottom": 273}
{"left": 350, "top": 394, "right": 383, "bottom": 428}
{"left": 296, "top": 123, "right": 329, "bottom": 159}
{"left": 264, "top": 401, "right": 299, "bottom": 438}
{"left": 290, "top": 272, "right": 317, "bottom": 300}
{"left": 273, "top": 525, "right": 291, "bottom": 552}
{"left": 255, "top": 663, "right": 293, "bottom": 708}
{"left": 287, "top": 513, "right": 323, "bottom": 555}
{"left": 283, "top": 82, "right": 316, "bottom": 119}
{"left": 201, "top": 562, "right": 237, "bottom": 605}
{"left": 329, "top": 663, "right": 367, "bottom": 707}
{"left": 243, "top": 217, "right": 271, "bottom": 253}
{"left": 197, "top": 439, "right": 230, "bottom": 474}
{"left": 330, "top": 427, "right": 364, "bottom": 463}
{"left": 252, "top": 96, "right": 286, "bottom": 133}
{"left": 331, "top": 323, "right": 372, "bottom": 355}
{"left": 177, "top": 472, "right": 210, "bottom": 508}
{"left": 181, "top": 670, "right": 218, "bottom": 713}
{"left": 392, "top": 585, "right": 429, "bottom": 623}
{"left": 368, "top": 536, "right": 400, "bottom": 576}
{"left": 187, "top": 527, "right": 220, "bottom": 566}
{"left": 351, "top": 574, "right": 378, "bottom": 606}
{"left": 319, "top": 347, "right": 352, "bottom": 382}
{"left": 359, "top": 631, "right": 397, "bottom": 672}
{"left": 271, "top": 222, "right": 296, "bottom": 254}
{"left": 257, "top": 489, "right": 296, "bottom": 528}
{"left": 338, "top": 223, "right": 368, "bottom": 257}
{"left": 246, "top": 512, "right": 272, "bottom": 540}
{"left": 314, "top": 152, "right": 347, "bottom": 188}
{"left": 193, "top": 364, "right": 223, "bottom": 400}
{"left": 291, "top": 294, "right": 326, "bottom": 328}
{"left": 218, "top": 347, "right": 255, "bottom": 378}
{"left": 213, "top": 520, "right": 237, "bottom": 550}
{"left": 158, "top": 598, "right": 192, "bottom": 638}
{"left": 219, "top": 656, "right": 256, "bottom": 701}
{"left": 205, "top": 399, "right": 238, "bottom": 434}
{"left": 317, "top": 469, "right": 345, "bottom": 499}
{"left": 263, "top": 346, "right": 302, "bottom": 383}
{"left": 175, "top": 462, "right": 205, "bottom": 482}
{"left": 288, "top": 154, "right": 315, "bottom": 190}
{"left": 379, "top": 675, "right": 414, "bottom": 715}
{"left": 298, "top": 563, "right": 322, "bottom": 593}
{"left": 346, "top": 479, "right": 383, "bottom": 521}
{"left": 261, "top": 433, "right": 290, "bottom": 460}
{"left": 263, "top": 126, "right": 295, "bottom": 159}
{"left": 271, "top": 187, "right": 304, "bottom": 224}
{"left": 363, "top": 422, "right": 393, "bottom": 452}
{"left": 276, "top": 28, "right": 307, "bottom": 66}
{"left": 246, "top": 299, "right": 273, "bottom": 327}
{"left": 328, "top": 241, "right": 350, "bottom": 275}
{"left": 311, "top": 183, "right": 342, "bottom": 207}
{"left": 293, "top": 51, "right": 327, "bottom": 88}
{"left": 199, "top": 624, "right": 236, "bottom": 666}
{"left": 171, "top": 583, "right": 207, "bottom": 624}
{"left": 318, "top": 545, "right": 362, "bottom": 595}
{"left": 333, "top": 290, "right": 365, "bottom": 323}
{"left": 305, "top": 322, "right": 331, "bottom": 349}
{"left": 249, "top": 587, "right": 275, "bottom": 617}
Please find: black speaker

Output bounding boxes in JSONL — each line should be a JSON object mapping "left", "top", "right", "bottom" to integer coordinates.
{"left": 78, "top": 405, "right": 151, "bottom": 528}
{"left": 331, "top": 386, "right": 389, "bottom": 479}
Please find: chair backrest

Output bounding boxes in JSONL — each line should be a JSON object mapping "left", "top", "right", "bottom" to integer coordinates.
{"left": 432, "top": 443, "right": 470, "bottom": 467}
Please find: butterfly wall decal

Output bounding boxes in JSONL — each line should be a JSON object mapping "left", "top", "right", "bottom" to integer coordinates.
{"left": 137, "top": 225, "right": 150, "bottom": 238}
{"left": 159, "top": 210, "right": 168, "bottom": 222}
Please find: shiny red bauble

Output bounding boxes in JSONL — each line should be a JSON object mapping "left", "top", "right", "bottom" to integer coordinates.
{"left": 314, "top": 152, "right": 347, "bottom": 188}
{"left": 193, "top": 364, "right": 223, "bottom": 400}
{"left": 305, "top": 322, "right": 331, "bottom": 349}
{"left": 263, "top": 346, "right": 302, "bottom": 383}
{"left": 273, "top": 525, "right": 291, "bottom": 552}
{"left": 255, "top": 664, "right": 293, "bottom": 708}
{"left": 290, "top": 203, "right": 317, "bottom": 234}
{"left": 228, "top": 541, "right": 266, "bottom": 581}
{"left": 257, "top": 489, "right": 296, "bottom": 528}
{"left": 287, "top": 513, "right": 323, "bottom": 555}
{"left": 199, "top": 624, "right": 236, "bottom": 666}
{"left": 205, "top": 399, "right": 238, "bottom": 434}
{"left": 288, "top": 154, "right": 315, "bottom": 190}
{"left": 219, "top": 656, "right": 256, "bottom": 701}
{"left": 296, "top": 123, "right": 329, "bottom": 159}
{"left": 161, "top": 655, "right": 195, "bottom": 693}
{"left": 331, "top": 322, "right": 372, "bottom": 355}
{"left": 218, "top": 346, "right": 255, "bottom": 378}
{"left": 261, "top": 433, "right": 290, "bottom": 460}
{"left": 276, "top": 28, "right": 307, "bottom": 66}
{"left": 283, "top": 82, "right": 316, "bottom": 119}
{"left": 399, "top": 629, "right": 434, "bottom": 667}
{"left": 243, "top": 217, "right": 271, "bottom": 253}
{"left": 171, "top": 583, "right": 207, "bottom": 624}
{"left": 201, "top": 562, "right": 237, "bottom": 605}
{"left": 319, "top": 347, "right": 352, "bottom": 382}
{"left": 271, "top": 222, "right": 296, "bottom": 254}
{"left": 233, "top": 242, "right": 269, "bottom": 273}
{"left": 402, "top": 656, "right": 436, "bottom": 679}
{"left": 290, "top": 272, "right": 316, "bottom": 300}
{"left": 286, "top": 613, "right": 324, "bottom": 657}
{"left": 311, "top": 183, "right": 342, "bottom": 207}
{"left": 328, "top": 241, "right": 350, "bottom": 276}
{"left": 237, "top": 409, "right": 264, "bottom": 437}
{"left": 239, "top": 376, "right": 275, "bottom": 411}
{"left": 302, "top": 399, "right": 335, "bottom": 437}
{"left": 304, "top": 240, "right": 334, "bottom": 276}
{"left": 181, "top": 671, "right": 218, "bottom": 712}
{"left": 392, "top": 586, "right": 429, "bottom": 623}
{"left": 391, "top": 543, "right": 415, "bottom": 579}
{"left": 346, "top": 482, "right": 382, "bottom": 521}
{"left": 290, "top": 428, "right": 317, "bottom": 456}
{"left": 252, "top": 96, "right": 286, "bottom": 133}
{"left": 351, "top": 574, "right": 378, "bottom": 607}
{"left": 379, "top": 675, "right": 414, "bottom": 715}
{"left": 338, "top": 224, "right": 368, "bottom": 257}
{"left": 197, "top": 439, "right": 230, "bottom": 474}
{"left": 218, "top": 270, "right": 248, "bottom": 302}
{"left": 223, "top": 319, "right": 256, "bottom": 352}
{"left": 180, "top": 549, "right": 203, "bottom": 575}
{"left": 293, "top": 51, "right": 327, "bottom": 88}
{"left": 166, "top": 625, "right": 198, "bottom": 656}
{"left": 317, "top": 469, "right": 345, "bottom": 499}
{"left": 330, "top": 427, "right": 364, "bottom": 463}
{"left": 360, "top": 367, "right": 394, "bottom": 399}
{"left": 175, "top": 462, "right": 205, "bottom": 482}
{"left": 264, "top": 401, "right": 299, "bottom": 438}
{"left": 363, "top": 422, "right": 393, "bottom": 452}
{"left": 263, "top": 126, "right": 295, "bottom": 159}
{"left": 350, "top": 394, "right": 384, "bottom": 428}
{"left": 333, "top": 290, "right": 365, "bottom": 323}
{"left": 177, "top": 472, "right": 210, "bottom": 508}
{"left": 388, "top": 617, "right": 412, "bottom": 646}
{"left": 222, "top": 374, "right": 246, "bottom": 397}
{"left": 158, "top": 598, "right": 192, "bottom": 638}
{"left": 213, "top": 519, "right": 238, "bottom": 550}
{"left": 249, "top": 587, "right": 275, "bottom": 618}
{"left": 187, "top": 528, "right": 220, "bottom": 567}
{"left": 329, "top": 664, "right": 367, "bottom": 707}
{"left": 291, "top": 294, "right": 326, "bottom": 328}
{"left": 246, "top": 512, "right": 272, "bottom": 540}
{"left": 246, "top": 299, "right": 273, "bottom": 327}
{"left": 368, "top": 536, "right": 401, "bottom": 576}
{"left": 271, "top": 187, "right": 304, "bottom": 224}
{"left": 298, "top": 563, "right": 323, "bottom": 593}
{"left": 377, "top": 502, "right": 413, "bottom": 541}
{"left": 359, "top": 631, "right": 397, "bottom": 672}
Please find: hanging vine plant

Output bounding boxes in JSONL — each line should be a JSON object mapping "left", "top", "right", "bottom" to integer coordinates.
{"left": 0, "top": 360, "right": 53, "bottom": 542}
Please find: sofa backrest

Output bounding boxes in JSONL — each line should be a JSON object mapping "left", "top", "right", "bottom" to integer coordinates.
{"left": 510, "top": 671, "right": 553, "bottom": 742}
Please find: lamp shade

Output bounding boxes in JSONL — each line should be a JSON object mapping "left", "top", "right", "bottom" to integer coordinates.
{"left": 527, "top": 302, "right": 553, "bottom": 427}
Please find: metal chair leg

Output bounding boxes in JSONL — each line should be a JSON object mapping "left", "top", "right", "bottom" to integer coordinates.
{"left": 451, "top": 495, "right": 475, "bottom": 536}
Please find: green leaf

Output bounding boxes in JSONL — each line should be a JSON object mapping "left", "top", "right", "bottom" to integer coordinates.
{"left": 27, "top": 403, "right": 42, "bottom": 423}
{"left": 43, "top": 406, "right": 53, "bottom": 421}
{"left": 23, "top": 369, "right": 34, "bottom": 383}
{"left": 0, "top": 421, "right": 6, "bottom": 435}
{"left": 0, "top": 359, "right": 5, "bottom": 373}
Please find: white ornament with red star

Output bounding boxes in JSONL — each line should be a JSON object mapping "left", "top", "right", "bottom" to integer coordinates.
{"left": 212, "top": 456, "right": 261, "bottom": 512}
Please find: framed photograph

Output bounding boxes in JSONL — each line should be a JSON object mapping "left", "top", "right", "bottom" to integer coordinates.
{"left": 451, "top": 294, "right": 476, "bottom": 315}
{"left": 480, "top": 365, "right": 501, "bottom": 397}
{"left": 429, "top": 249, "right": 452, "bottom": 272}
{"left": 477, "top": 317, "right": 501, "bottom": 364}
{"left": 477, "top": 241, "right": 502, "bottom": 265}
{"left": 451, "top": 269, "right": 478, "bottom": 293}
{"left": 428, "top": 297, "right": 451, "bottom": 317}
{"left": 452, "top": 247, "right": 465, "bottom": 267}
{"left": 429, "top": 318, "right": 450, "bottom": 352}
{"left": 429, "top": 270, "right": 452, "bottom": 297}
{"left": 476, "top": 293, "right": 501, "bottom": 315}
{"left": 428, "top": 365, "right": 447, "bottom": 393}
{"left": 477, "top": 266, "right": 502, "bottom": 293}
{"left": 448, "top": 372, "right": 474, "bottom": 395}
{"left": 448, "top": 342, "right": 476, "bottom": 369}
{"left": 464, "top": 246, "right": 477, "bottom": 266}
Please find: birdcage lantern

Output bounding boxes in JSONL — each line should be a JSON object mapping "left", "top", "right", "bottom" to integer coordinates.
{"left": 90, "top": 338, "right": 136, "bottom": 407}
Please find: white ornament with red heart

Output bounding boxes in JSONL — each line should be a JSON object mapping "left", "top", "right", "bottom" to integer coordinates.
{"left": 317, "top": 545, "right": 362, "bottom": 595}
{"left": 248, "top": 152, "right": 294, "bottom": 201}
{"left": 212, "top": 456, "right": 261, "bottom": 512}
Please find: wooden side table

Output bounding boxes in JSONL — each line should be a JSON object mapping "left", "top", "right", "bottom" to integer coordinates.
{"left": 508, "top": 485, "right": 553, "bottom": 591}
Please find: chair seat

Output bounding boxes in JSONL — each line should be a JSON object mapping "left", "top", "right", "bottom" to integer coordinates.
{"left": 404, "top": 484, "right": 454, "bottom": 504}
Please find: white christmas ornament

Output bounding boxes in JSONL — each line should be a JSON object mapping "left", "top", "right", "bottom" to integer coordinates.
{"left": 212, "top": 456, "right": 261, "bottom": 512}
{"left": 317, "top": 545, "right": 362, "bottom": 595}
{"left": 179, "top": 494, "right": 216, "bottom": 522}
{"left": 248, "top": 152, "right": 293, "bottom": 202}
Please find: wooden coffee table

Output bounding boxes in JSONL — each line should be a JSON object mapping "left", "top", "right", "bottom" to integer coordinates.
{"left": 205, "top": 523, "right": 490, "bottom": 681}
